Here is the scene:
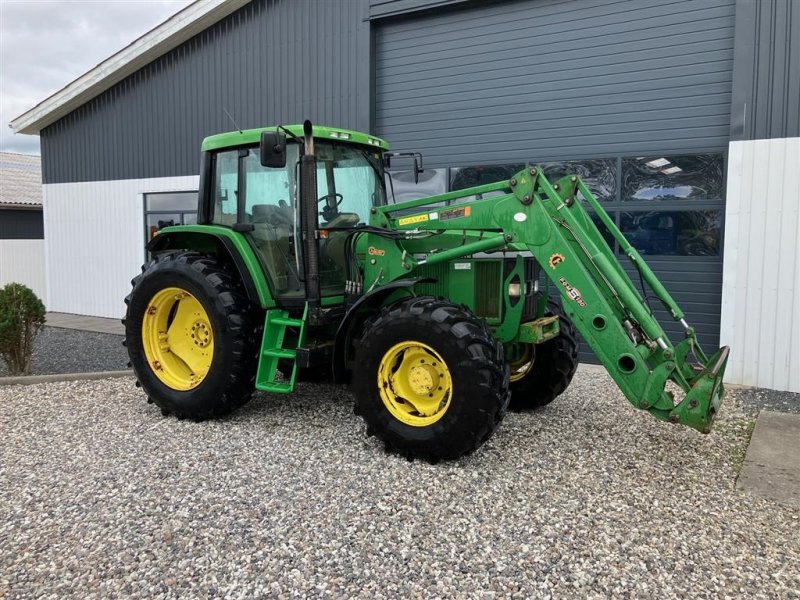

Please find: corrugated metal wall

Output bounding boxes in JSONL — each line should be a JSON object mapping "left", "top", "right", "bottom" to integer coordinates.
{"left": 40, "top": 0, "right": 371, "bottom": 185}
{"left": 43, "top": 176, "right": 198, "bottom": 318}
{"left": 375, "top": 0, "right": 733, "bottom": 359}
{"left": 720, "top": 137, "right": 800, "bottom": 392}
{"left": 730, "top": 0, "right": 800, "bottom": 141}
{"left": 0, "top": 240, "right": 46, "bottom": 300}
{"left": 375, "top": 0, "right": 736, "bottom": 166}
{"left": 369, "top": 0, "right": 467, "bottom": 19}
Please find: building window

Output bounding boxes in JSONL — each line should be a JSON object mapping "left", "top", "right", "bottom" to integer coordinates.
{"left": 144, "top": 191, "right": 198, "bottom": 242}
{"left": 385, "top": 168, "right": 449, "bottom": 217}
{"left": 619, "top": 210, "right": 723, "bottom": 256}
{"left": 621, "top": 155, "right": 724, "bottom": 202}
{"left": 441, "top": 153, "right": 724, "bottom": 257}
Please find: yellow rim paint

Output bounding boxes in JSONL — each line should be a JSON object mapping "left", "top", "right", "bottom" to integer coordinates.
{"left": 141, "top": 286, "right": 214, "bottom": 391}
{"left": 509, "top": 344, "right": 534, "bottom": 382}
{"left": 377, "top": 341, "right": 453, "bottom": 427}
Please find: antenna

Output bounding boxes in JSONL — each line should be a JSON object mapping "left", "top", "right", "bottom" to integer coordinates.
{"left": 223, "top": 108, "right": 242, "bottom": 133}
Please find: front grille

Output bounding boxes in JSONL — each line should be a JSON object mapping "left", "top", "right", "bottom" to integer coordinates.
{"left": 474, "top": 261, "right": 501, "bottom": 318}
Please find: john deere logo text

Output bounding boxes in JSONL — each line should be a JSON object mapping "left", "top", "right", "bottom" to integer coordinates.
{"left": 368, "top": 246, "right": 386, "bottom": 256}
{"left": 559, "top": 276, "right": 587, "bottom": 307}
{"left": 549, "top": 253, "right": 565, "bottom": 269}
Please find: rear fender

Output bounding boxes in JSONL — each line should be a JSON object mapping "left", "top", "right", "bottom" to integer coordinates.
{"left": 147, "top": 227, "right": 274, "bottom": 309}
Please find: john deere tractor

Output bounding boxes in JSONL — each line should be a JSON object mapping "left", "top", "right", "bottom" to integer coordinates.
{"left": 124, "top": 121, "right": 729, "bottom": 461}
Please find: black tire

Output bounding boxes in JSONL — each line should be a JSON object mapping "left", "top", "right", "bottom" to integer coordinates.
{"left": 507, "top": 298, "right": 579, "bottom": 411}
{"left": 352, "top": 297, "right": 509, "bottom": 462}
{"left": 124, "top": 251, "right": 260, "bottom": 420}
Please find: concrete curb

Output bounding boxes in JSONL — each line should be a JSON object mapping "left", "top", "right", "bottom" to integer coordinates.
{"left": 0, "top": 370, "right": 133, "bottom": 386}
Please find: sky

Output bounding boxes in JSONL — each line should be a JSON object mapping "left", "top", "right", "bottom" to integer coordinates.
{"left": 0, "top": 0, "right": 193, "bottom": 155}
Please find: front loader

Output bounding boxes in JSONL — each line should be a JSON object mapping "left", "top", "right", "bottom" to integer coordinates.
{"left": 124, "top": 121, "right": 728, "bottom": 461}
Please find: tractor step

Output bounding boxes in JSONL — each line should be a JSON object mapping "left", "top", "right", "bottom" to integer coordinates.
{"left": 263, "top": 348, "right": 296, "bottom": 360}
{"left": 255, "top": 304, "right": 308, "bottom": 394}
{"left": 258, "top": 380, "right": 295, "bottom": 394}
{"left": 270, "top": 316, "right": 305, "bottom": 328}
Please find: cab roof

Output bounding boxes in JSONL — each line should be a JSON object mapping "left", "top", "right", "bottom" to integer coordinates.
{"left": 201, "top": 125, "right": 390, "bottom": 152}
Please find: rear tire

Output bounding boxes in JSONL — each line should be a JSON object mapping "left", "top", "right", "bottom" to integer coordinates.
{"left": 507, "top": 298, "right": 579, "bottom": 411}
{"left": 124, "top": 251, "right": 260, "bottom": 420}
{"left": 352, "top": 297, "right": 509, "bottom": 462}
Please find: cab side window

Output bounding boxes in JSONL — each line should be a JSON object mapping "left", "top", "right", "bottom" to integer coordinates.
{"left": 212, "top": 150, "right": 239, "bottom": 226}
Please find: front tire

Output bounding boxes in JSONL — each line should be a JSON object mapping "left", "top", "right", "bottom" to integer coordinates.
{"left": 124, "top": 251, "right": 260, "bottom": 420}
{"left": 507, "top": 298, "right": 579, "bottom": 411}
{"left": 352, "top": 297, "right": 509, "bottom": 462}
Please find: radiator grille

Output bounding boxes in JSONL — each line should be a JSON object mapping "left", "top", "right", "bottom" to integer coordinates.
{"left": 474, "top": 261, "right": 501, "bottom": 318}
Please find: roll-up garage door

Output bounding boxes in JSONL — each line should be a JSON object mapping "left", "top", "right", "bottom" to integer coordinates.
{"left": 375, "top": 0, "right": 735, "bottom": 356}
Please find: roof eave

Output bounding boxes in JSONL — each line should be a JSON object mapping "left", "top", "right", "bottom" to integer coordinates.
{"left": 0, "top": 203, "right": 43, "bottom": 210}
{"left": 9, "top": 0, "right": 251, "bottom": 136}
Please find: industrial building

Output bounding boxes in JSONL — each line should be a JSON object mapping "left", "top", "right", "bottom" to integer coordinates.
{"left": 9, "top": 0, "right": 799, "bottom": 391}
{"left": 0, "top": 153, "right": 45, "bottom": 299}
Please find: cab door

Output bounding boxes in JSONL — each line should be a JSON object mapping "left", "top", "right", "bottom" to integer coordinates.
{"left": 210, "top": 144, "right": 305, "bottom": 301}
{"left": 312, "top": 142, "right": 385, "bottom": 296}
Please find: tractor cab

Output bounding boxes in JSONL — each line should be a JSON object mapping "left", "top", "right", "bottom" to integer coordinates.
{"left": 199, "top": 125, "right": 388, "bottom": 304}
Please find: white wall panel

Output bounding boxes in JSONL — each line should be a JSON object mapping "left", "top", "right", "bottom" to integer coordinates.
{"left": 0, "top": 239, "right": 46, "bottom": 300}
{"left": 721, "top": 138, "right": 800, "bottom": 392}
{"left": 42, "top": 176, "right": 198, "bottom": 319}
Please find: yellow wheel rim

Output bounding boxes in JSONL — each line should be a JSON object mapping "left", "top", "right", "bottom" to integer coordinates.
{"left": 377, "top": 341, "right": 453, "bottom": 427}
{"left": 141, "top": 286, "right": 214, "bottom": 391}
{"left": 509, "top": 344, "right": 535, "bottom": 383}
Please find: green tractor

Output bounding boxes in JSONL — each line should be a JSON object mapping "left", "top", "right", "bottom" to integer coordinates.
{"left": 124, "top": 121, "right": 729, "bottom": 461}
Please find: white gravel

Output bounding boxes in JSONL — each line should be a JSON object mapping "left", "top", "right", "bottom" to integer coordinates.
{"left": 1, "top": 372, "right": 798, "bottom": 599}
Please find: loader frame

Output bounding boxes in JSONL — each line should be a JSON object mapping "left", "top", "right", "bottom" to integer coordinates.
{"left": 364, "top": 167, "right": 728, "bottom": 433}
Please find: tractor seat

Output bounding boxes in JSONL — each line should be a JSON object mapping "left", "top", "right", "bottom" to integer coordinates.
{"left": 251, "top": 203, "right": 293, "bottom": 228}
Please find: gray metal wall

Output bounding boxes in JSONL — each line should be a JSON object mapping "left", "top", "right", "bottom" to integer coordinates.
{"left": 369, "top": 0, "right": 468, "bottom": 19}
{"left": 375, "top": 0, "right": 736, "bottom": 166}
{"left": 40, "top": 0, "right": 371, "bottom": 184}
{"left": 375, "top": 0, "right": 735, "bottom": 355}
{"left": 0, "top": 209, "right": 44, "bottom": 240}
{"left": 730, "top": 0, "right": 800, "bottom": 141}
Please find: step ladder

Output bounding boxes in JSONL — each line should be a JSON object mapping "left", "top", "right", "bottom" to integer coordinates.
{"left": 255, "top": 303, "right": 308, "bottom": 394}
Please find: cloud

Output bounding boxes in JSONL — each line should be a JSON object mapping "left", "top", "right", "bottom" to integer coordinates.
{"left": 0, "top": 0, "right": 193, "bottom": 154}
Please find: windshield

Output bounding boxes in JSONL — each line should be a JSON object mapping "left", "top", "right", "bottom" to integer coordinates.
{"left": 314, "top": 142, "right": 385, "bottom": 226}
{"left": 209, "top": 140, "right": 385, "bottom": 299}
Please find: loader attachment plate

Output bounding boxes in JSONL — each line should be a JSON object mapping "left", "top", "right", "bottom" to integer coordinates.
{"left": 669, "top": 346, "right": 729, "bottom": 433}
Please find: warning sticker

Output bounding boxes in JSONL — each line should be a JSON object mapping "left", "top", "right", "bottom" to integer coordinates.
{"left": 397, "top": 214, "right": 429, "bottom": 226}
{"left": 439, "top": 206, "right": 472, "bottom": 221}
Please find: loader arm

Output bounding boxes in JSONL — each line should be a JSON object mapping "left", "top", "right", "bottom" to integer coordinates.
{"left": 370, "top": 168, "right": 728, "bottom": 433}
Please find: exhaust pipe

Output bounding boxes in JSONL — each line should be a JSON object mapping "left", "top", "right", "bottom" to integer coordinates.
{"left": 300, "top": 120, "right": 320, "bottom": 309}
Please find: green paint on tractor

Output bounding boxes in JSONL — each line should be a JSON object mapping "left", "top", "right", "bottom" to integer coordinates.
{"left": 125, "top": 121, "right": 729, "bottom": 462}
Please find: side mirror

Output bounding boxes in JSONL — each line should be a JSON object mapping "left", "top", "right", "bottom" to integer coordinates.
{"left": 260, "top": 131, "right": 287, "bottom": 168}
{"left": 383, "top": 151, "right": 424, "bottom": 183}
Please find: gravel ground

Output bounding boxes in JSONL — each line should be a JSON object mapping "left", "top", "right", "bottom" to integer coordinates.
{"left": 1, "top": 372, "right": 798, "bottom": 599}
{"left": 0, "top": 327, "right": 127, "bottom": 377}
{"left": 736, "top": 386, "right": 800, "bottom": 415}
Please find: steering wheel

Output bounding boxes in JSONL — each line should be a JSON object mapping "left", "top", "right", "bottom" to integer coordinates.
{"left": 318, "top": 193, "right": 344, "bottom": 223}
{"left": 317, "top": 194, "right": 344, "bottom": 208}
{"left": 318, "top": 193, "right": 344, "bottom": 207}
